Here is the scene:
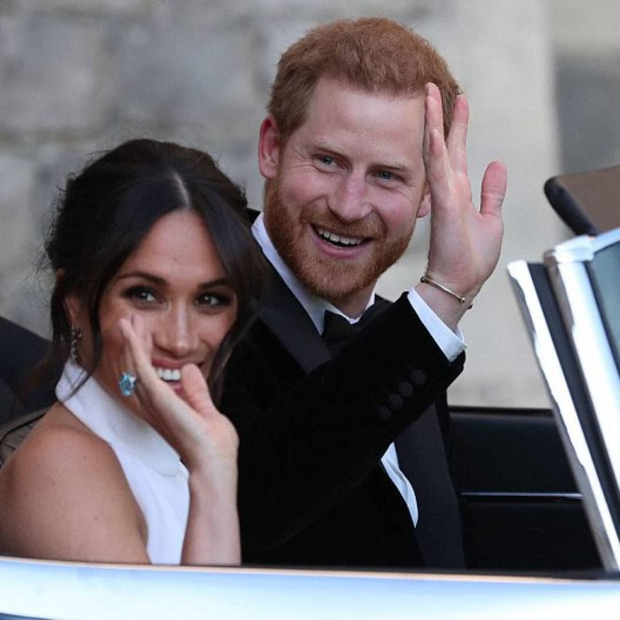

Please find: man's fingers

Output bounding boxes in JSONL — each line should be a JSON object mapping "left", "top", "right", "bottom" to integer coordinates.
{"left": 446, "top": 94, "right": 469, "bottom": 176}
{"left": 424, "top": 83, "right": 455, "bottom": 207}
{"left": 424, "top": 83, "right": 444, "bottom": 148}
{"left": 426, "top": 126, "right": 453, "bottom": 206}
{"left": 480, "top": 161, "right": 508, "bottom": 217}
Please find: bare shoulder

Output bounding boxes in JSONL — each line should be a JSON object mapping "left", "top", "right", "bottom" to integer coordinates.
{"left": 2, "top": 405, "right": 119, "bottom": 488}
{"left": 0, "top": 405, "right": 148, "bottom": 562}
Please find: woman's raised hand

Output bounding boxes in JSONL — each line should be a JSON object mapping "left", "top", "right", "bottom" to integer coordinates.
{"left": 119, "top": 314, "right": 241, "bottom": 565}
{"left": 118, "top": 315, "right": 238, "bottom": 472}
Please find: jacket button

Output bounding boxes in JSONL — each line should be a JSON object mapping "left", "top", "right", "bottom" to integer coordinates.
{"left": 397, "top": 382, "right": 414, "bottom": 398}
{"left": 410, "top": 369, "right": 427, "bottom": 386}
{"left": 387, "top": 394, "right": 404, "bottom": 411}
{"left": 377, "top": 405, "right": 392, "bottom": 421}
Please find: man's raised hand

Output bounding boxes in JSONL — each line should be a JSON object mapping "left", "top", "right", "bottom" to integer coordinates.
{"left": 419, "top": 83, "right": 507, "bottom": 327}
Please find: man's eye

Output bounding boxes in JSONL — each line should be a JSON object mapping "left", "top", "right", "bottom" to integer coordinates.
{"left": 376, "top": 170, "right": 394, "bottom": 181}
{"left": 317, "top": 155, "right": 334, "bottom": 166}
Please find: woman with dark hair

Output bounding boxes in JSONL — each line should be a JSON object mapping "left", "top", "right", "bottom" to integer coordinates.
{"left": 0, "top": 139, "right": 268, "bottom": 565}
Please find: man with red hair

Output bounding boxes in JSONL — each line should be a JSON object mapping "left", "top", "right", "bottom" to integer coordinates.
{"left": 224, "top": 17, "right": 507, "bottom": 569}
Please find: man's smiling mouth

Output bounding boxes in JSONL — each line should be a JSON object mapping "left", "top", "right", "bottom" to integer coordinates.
{"left": 315, "top": 226, "right": 365, "bottom": 247}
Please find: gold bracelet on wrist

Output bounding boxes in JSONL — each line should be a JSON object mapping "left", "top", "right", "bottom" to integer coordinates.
{"left": 420, "top": 275, "right": 473, "bottom": 310}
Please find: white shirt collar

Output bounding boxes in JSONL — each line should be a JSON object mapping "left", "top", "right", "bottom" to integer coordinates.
{"left": 252, "top": 213, "right": 376, "bottom": 333}
{"left": 56, "top": 361, "right": 182, "bottom": 476}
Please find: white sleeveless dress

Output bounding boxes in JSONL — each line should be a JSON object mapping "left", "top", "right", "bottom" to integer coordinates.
{"left": 56, "top": 361, "right": 189, "bottom": 564}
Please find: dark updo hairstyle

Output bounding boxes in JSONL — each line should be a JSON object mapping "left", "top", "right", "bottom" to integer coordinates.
{"left": 43, "top": 138, "right": 268, "bottom": 404}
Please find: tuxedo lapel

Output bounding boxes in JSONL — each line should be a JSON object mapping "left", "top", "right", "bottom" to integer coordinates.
{"left": 254, "top": 265, "right": 330, "bottom": 374}
{"left": 395, "top": 402, "right": 464, "bottom": 567}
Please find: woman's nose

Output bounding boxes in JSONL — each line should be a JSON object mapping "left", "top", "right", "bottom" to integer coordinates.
{"left": 154, "top": 308, "right": 197, "bottom": 358}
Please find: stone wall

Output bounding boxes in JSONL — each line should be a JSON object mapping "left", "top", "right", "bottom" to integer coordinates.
{"left": 2, "top": 0, "right": 607, "bottom": 408}
{"left": 549, "top": 0, "right": 620, "bottom": 173}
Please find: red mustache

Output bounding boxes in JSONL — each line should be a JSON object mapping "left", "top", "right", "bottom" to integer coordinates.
{"left": 304, "top": 216, "right": 384, "bottom": 240}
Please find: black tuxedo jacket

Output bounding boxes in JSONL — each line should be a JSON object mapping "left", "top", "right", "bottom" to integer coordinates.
{"left": 221, "top": 266, "right": 466, "bottom": 569}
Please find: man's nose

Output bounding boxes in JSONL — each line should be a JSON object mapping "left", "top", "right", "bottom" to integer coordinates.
{"left": 328, "top": 172, "right": 372, "bottom": 223}
{"left": 155, "top": 307, "right": 197, "bottom": 358}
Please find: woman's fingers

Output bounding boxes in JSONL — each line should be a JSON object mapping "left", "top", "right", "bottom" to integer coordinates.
{"left": 125, "top": 315, "right": 153, "bottom": 373}
{"left": 181, "top": 364, "right": 217, "bottom": 419}
{"left": 118, "top": 316, "right": 167, "bottom": 410}
{"left": 116, "top": 316, "right": 238, "bottom": 469}
{"left": 180, "top": 365, "right": 238, "bottom": 460}
{"left": 118, "top": 317, "right": 206, "bottom": 424}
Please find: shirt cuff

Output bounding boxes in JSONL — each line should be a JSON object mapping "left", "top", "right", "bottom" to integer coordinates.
{"left": 407, "top": 288, "right": 466, "bottom": 362}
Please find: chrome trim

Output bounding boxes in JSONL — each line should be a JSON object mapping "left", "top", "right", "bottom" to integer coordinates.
{"left": 461, "top": 492, "right": 583, "bottom": 501}
{"left": 546, "top": 234, "right": 597, "bottom": 263}
{"left": 1, "top": 557, "right": 620, "bottom": 620}
{"left": 507, "top": 260, "right": 620, "bottom": 570}
{"left": 544, "top": 228, "right": 620, "bottom": 264}
{"left": 547, "top": 260, "right": 620, "bottom": 490}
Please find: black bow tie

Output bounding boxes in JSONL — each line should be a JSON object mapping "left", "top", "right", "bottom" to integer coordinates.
{"left": 322, "top": 303, "right": 384, "bottom": 355}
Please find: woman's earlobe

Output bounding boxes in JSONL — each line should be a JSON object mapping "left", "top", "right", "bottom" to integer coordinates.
{"left": 63, "top": 293, "right": 82, "bottom": 326}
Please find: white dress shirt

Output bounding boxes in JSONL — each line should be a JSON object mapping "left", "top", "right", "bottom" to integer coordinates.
{"left": 252, "top": 213, "right": 466, "bottom": 527}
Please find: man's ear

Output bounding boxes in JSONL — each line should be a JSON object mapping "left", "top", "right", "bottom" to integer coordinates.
{"left": 417, "top": 182, "right": 431, "bottom": 219}
{"left": 258, "top": 115, "right": 281, "bottom": 180}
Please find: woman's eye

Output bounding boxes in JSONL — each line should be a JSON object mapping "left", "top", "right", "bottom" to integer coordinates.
{"left": 124, "top": 287, "right": 157, "bottom": 303}
{"left": 196, "top": 293, "right": 231, "bottom": 308}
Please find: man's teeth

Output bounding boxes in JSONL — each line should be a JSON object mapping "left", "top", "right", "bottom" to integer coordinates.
{"left": 316, "top": 227, "right": 363, "bottom": 247}
{"left": 155, "top": 367, "right": 182, "bottom": 382}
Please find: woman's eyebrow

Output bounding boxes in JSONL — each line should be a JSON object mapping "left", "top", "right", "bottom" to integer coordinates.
{"left": 196, "top": 278, "right": 234, "bottom": 289}
{"left": 115, "top": 271, "right": 167, "bottom": 285}
{"left": 116, "top": 271, "right": 232, "bottom": 289}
